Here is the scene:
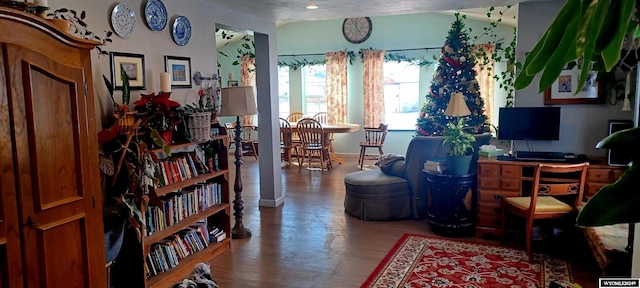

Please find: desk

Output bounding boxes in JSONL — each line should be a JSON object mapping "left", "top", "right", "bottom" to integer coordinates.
{"left": 476, "top": 157, "right": 625, "bottom": 238}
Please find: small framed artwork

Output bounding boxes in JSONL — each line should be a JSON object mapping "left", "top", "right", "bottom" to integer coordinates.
{"left": 164, "top": 55, "right": 192, "bottom": 88}
{"left": 228, "top": 80, "right": 238, "bottom": 87}
{"left": 110, "top": 52, "right": 146, "bottom": 90}
{"left": 544, "top": 67, "right": 604, "bottom": 105}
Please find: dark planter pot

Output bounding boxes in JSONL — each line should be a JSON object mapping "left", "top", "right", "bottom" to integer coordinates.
{"left": 446, "top": 154, "right": 472, "bottom": 175}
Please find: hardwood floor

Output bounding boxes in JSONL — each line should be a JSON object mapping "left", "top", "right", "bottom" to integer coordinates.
{"left": 207, "top": 155, "right": 602, "bottom": 288}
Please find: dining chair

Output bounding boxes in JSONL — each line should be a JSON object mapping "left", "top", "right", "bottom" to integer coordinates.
{"left": 240, "top": 125, "right": 259, "bottom": 160}
{"left": 296, "top": 118, "right": 332, "bottom": 172}
{"left": 500, "top": 162, "right": 589, "bottom": 262}
{"left": 286, "top": 112, "right": 304, "bottom": 123}
{"left": 312, "top": 112, "right": 335, "bottom": 154}
{"left": 279, "top": 118, "right": 300, "bottom": 167}
{"left": 224, "top": 122, "right": 235, "bottom": 149}
{"left": 358, "top": 123, "right": 388, "bottom": 169}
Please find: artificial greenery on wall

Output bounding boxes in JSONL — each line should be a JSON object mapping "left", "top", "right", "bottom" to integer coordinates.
{"left": 47, "top": 8, "right": 112, "bottom": 56}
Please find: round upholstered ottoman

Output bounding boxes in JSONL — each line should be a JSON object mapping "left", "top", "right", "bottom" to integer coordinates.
{"left": 343, "top": 170, "right": 412, "bottom": 220}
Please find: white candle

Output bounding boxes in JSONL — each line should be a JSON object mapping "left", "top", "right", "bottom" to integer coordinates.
{"left": 228, "top": 72, "right": 233, "bottom": 81}
{"left": 160, "top": 72, "right": 171, "bottom": 93}
{"left": 35, "top": 0, "right": 48, "bottom": 7}
{"left": 625, "top": 71, "right": 631, "bottom": 96}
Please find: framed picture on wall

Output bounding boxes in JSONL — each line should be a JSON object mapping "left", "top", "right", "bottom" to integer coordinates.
{"left": 164, "top": 55, "right": 192, "bottom": 88}
{"left": 544, "top": 66, "right": 605, "bottom": 105}
{"left": 110, "top": 52, "right": 146, "bottom": 90}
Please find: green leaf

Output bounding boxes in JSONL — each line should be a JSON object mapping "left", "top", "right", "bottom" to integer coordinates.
{"left": 120, "top": 65, "right": 130, "bottom": 105}
{"left": 601, "top": 0, "right": 635, "bottom": 71}
{"left": 575, "top": 0, "right": 608, "bottom": 93}
{"left": 538, "top": 16, "right": 579, "bottom": 93}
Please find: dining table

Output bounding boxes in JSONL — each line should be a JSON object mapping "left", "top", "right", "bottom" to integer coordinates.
{"left": 277, "top": 122, "right": 361, "bottom": 165}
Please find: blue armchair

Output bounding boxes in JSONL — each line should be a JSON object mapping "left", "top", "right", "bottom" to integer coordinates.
{"left": 344, "top": 133, "right": 492, "bottom": 220}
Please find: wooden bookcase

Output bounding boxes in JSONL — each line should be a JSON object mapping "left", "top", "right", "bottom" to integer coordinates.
{"left": 144, "top": 135, "right": 231, "bottom": 288}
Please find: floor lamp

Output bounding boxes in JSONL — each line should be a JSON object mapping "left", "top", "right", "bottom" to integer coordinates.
{"left": 219, "top": 86, "right": 258, "bottom": 239}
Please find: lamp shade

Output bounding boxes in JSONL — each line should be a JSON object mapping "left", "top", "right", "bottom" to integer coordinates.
{"left": 219, "top": 86, "right": 258, "bottom": 116}
{"left": 444, "top": 92, "right": 471, "bottom": 117}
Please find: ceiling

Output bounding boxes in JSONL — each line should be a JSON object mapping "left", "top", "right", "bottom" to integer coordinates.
{"left": 207, "top": 0, "right": 550, "bottom": 25}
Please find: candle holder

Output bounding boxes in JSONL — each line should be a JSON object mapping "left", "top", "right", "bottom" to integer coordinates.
{"left": 36, "top": 5, "right": 48, "bottom": 18}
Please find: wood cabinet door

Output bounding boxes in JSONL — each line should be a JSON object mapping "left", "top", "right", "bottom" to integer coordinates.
{"left": 0, "top": 45, "right": 25, "bottom": 288}
{"left": 5, "top": 43, "right": 106, "bottom": 288}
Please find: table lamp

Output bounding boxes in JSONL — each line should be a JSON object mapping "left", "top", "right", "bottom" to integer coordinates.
{"left": 444, "top": 91, "right": 471, "bottom": 117}
{"left": 219, "top": 86, "right": 258, "bottom": 239}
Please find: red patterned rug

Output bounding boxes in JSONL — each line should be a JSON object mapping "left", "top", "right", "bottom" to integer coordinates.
{"left": 362, "top": 234, "right": 573, "bottom": 288}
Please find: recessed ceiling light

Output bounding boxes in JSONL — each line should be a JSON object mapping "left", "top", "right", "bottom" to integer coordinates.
{"left": 306, "top": 4, "right": 319, "bottom": 9}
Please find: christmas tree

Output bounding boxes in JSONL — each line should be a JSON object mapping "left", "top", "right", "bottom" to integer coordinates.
{"left": 416, "top": 14, "right": 489, "bottom": 136}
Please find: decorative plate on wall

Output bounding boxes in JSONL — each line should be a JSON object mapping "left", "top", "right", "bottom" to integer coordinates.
{"left": 144, "top": 0, "right": 167, "bottom": 31}
{"left": 171, "top": 16, "right": 191, "bottom": 46}
{"left": 110, "top": 3, "right": 136, "bottom": 38}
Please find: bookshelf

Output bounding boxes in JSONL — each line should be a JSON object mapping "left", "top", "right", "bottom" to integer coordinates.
{"left": 143, "top": 135, "right": 231, "bottom": 288}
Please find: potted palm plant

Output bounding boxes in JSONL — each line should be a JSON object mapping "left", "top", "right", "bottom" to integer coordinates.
{"left": 443, "top": 118, "right": 476, "bottom": 175}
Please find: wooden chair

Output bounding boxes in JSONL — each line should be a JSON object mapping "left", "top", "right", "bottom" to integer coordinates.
{"left": 279, "top": 118, "right": 300, "bottom": 167}
{"left": 286, "top": 112, "right": 304, "bottom": 123}
{"left": 501, "top": 162, "right": 589, "bottom": 261}
{"left": 313, "top": 112, "right": 335, "bottom": 154}
{"left": 296, "top": 118, "right": 332, "bottom": 172}
{"left": 240, "top": 125, "right": 259, "bottom": 160}
{"left": 224, "top": 122, "right": 235, "bottom": 149}
{"left": 358, "top": 124, "right": 388, "bottom": 169}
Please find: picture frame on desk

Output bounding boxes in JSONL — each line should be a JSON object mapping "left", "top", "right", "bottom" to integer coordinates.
{"left": 544, "top": 66, "right": 604, "bottom": 105}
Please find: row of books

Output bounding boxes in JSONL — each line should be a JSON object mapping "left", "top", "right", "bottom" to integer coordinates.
{"left": 155, "top": 152, "right": 210, "bottom": 187}
{"left": 424, "top": 158, "right": 447, "bottom": 173}
{"left": 145, "top": 225, "right": 218, "bottom": 277}
{"left": 145, "top": 183, "right": 223, "bottom": 236}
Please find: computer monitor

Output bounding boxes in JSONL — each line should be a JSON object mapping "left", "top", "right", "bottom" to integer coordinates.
{"left": 498, "top": 107, "right": 561, "bottom": 141}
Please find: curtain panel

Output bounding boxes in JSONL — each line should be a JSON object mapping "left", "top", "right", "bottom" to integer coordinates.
{"left": 362, "top": 49, "right": 386, "bottom": 127}
{"left": 325, "top": 51, "right": 348, "bottom": 124}
{"left": 240, "top": 54, "right": 256, "bottom": 126}
{"left": 473, "top": 44, "right": 495, "bottom": 127}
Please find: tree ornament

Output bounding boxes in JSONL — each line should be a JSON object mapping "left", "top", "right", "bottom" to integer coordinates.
{"left": 460, "top": 56, "right": 466, "bottom": 62}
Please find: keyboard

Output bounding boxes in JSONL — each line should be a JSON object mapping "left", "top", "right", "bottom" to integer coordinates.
{"left": 515, "top": 151, "right": 566, "bottom": 161}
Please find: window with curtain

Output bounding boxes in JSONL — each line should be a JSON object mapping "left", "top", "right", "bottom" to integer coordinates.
{"left": 303, "top": 64, "right": 327, "bottom": 115}
{"left": 278, "top": 66, "right": 290, "bottom": 118}
{"left": 383, "top": 61, "right": 420, "bottom": 130}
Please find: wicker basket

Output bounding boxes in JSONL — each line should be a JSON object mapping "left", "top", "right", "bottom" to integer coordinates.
{"left": 186, "top": 112, "right": 212, "bottom": 142}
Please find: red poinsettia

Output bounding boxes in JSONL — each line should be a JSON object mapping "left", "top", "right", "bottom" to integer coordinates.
{"left": 133, "top": 92, "right": 181, "bottom": 131}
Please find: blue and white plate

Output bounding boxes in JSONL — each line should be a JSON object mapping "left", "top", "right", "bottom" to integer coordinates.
{"left": 144, "top": 0, "right": 167, "bottom": 31}
{"left": 110, "top": 3, "right": 136, "bottom": 38}
{"left": 171, "top": 16, "right": 191, "bottom": 46}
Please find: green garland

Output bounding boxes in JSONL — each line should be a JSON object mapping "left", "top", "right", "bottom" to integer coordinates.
{"left": 278, "top": 48, "right": 435, "bottom": 70}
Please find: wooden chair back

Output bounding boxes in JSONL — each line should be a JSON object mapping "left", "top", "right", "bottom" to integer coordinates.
{"left": 313, "top": 112, "right": 329, "bottom": 125}
{"left": 527, "top": 162, "right": 589, "bottom": 217}
{"left": 363, "top": 124, "right": 388, "bottom": 146}
{"left": 287, "top": 112, "right": 304, "bottom": 123}
{"left": 279, "top": 118, "right": 293, "bottom": 147}
{"left": 297, "top": 118, "right": 325, "bottom": 148}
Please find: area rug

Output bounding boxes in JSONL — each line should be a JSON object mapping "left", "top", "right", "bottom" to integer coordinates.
{"left": 361, "top": 234, "right": 573, "bottom": 288}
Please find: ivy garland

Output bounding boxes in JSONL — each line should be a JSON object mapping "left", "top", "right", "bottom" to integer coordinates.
{"left": 278, "top": 48, "right": 435, "bottom": 70}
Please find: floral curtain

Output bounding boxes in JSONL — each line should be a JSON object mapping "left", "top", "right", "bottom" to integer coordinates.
{"left": 240, "top": 54, "right": 256, "bottom": 126}
{"left": 325, "top": 51, "right": 348, "bottom": 124}
{"left": 473, "top": 44, "right": 495, "bottom": 128}
{"left": 362, "top": 49, "right": 386, "bottom": 127}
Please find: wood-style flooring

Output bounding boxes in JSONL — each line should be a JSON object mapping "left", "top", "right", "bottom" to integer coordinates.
{"left": 208, "top": 155, "right": 602, "bottom": 288}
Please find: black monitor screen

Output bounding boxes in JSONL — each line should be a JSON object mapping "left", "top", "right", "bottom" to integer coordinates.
{"left": 498, "top": 107, "right": 561, "bottom": 140}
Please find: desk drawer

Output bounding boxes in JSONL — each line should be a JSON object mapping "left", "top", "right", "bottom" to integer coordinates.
{"left": 585, "top": 183, "right": 607, "bottom": 200}
{"left": 478, "top": 177, "right": 499, "bottom": 189}
{"left": 501, "top": 165, "right": 522, "bottom": 178}
{"left": 588, "top": 168, "right": 611, "bottom": 183}
{"left": 500, "top": 178, "right": 521, "bottom": 191}
{"left": 477, "top": 212, "right": 501, "bottom": 228}
{"left": 479, "top": 164, "right": 500, "bottom": 177}
{"left": 479, "top": 190, "right": 519, "bottom": 205}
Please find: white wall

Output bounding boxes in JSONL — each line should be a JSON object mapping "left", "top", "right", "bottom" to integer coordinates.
{"left": 516, "top": 1, "right": 633, "bottom": 157}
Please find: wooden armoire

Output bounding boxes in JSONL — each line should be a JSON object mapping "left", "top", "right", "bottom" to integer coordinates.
{"left": 0, "top": 7, "right": 106, "bottom": 288}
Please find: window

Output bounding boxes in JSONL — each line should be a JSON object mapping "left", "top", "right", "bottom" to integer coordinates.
{"left": 383, "top": 61, "right": 420, "bottom": 130}
{"left": 302, "top": 64, "right": 326, "bottom": 115}
{"left": 278, "top": 66, "right": 290, "bottom": 119}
